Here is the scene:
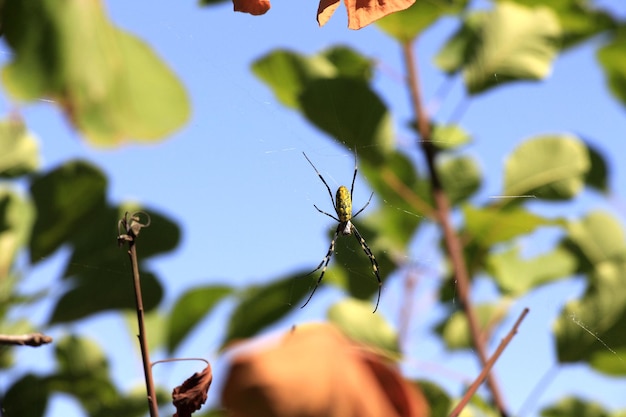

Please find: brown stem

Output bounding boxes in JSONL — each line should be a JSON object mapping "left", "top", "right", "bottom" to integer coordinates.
{"left": 401, "top": 39, "right": 508, "bottom": 415}
{"left": 449, "top": 308, "right": 530, "bottom": 417}
{"left": 127, "top": 242, "right": 159, "bottom": 417}
{"left": 0, "top": 333, "right": 52, "bottom": 346}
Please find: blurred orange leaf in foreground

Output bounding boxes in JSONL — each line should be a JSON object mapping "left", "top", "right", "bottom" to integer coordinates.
{"left": 222, "top": 324, "right": 428, "bottom": 417}
{"left": 233, "top": 0, "right": 270, "bottom": 15}
{"left": 317, "top": 0, "right": 415, "bottom": 29}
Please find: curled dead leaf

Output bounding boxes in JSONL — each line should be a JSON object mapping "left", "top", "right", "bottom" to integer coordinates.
{"left": 172, "top": 364, "right": 213, "bottom": 417}
{"left": 233, "top": 0, "right": 270, "bottom": 15}
{"left": 222, "top": 324, "right": 428, "bottom": 417}
{"left": 318, "top": 0, "right": 415, "bottom": 29}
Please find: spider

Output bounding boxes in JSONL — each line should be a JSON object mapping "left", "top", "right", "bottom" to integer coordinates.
{"left": 301, "top": 152, "right": 382, "bottom": 313}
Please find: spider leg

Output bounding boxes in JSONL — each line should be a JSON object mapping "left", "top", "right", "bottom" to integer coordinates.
{"left": 303, "top": 152, "right": 336, "bottom": 208}
{"left": 313, "top": 204, "right": 340, "bottom": 222}
{"left": 350, "top": 149, "right": 358, "bottom": 200}
{"left": 351, "top": 224, "right": 382, "bottom": 313}
{"left": 302, "top": 224, "right": 342, "bottom": 309}
{"left": 352, "top": 192, "right": 374, "bottom": 219}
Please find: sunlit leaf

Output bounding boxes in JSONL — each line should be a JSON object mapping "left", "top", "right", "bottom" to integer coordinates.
{"left": 0, "top": 190, "right": 35, "bottom": 279}
{"left": 503, "top": 135, "right": 590, "bottom": 200}
{"left": 486, "top": 245, "right": 576, "bottom": 296}
{"left": 463, "top": 205, "right": 554, "bottom": 247}
{"left": 328, "top": 298, "right": 400, "bottom": 358}
{"left": 434, "top": 12, "right": 486, "bottom": 74}
{"left": 2, "top": 0, "right": 190, "bottom": 146}
{"left": 566, "top": 211, "right": 626, "bottom": 267}
{"left": 321, "top": 46, "right": 375, "bottom": 80}
{"left": 318, "top": 0, "right": 416, "bottom": 30}
{"left": 167, "top": 285, "right": 234, "bottom": 353}
{"left": 435, "top": 302, "right": 512, "bottom": 350}
{"left": 463, "top": 2, "right": 561, "bottom": 94}
{"left": 431, "top": 124, "right": 472, "bottom": 150}
{"left": 377, "top": 0, "right": 468, "bottom": 42}
{"left": 541, "top": 396, "right": 610, "bottom": 417}
{"left": 0, "top": 118, "right": 39, "bottom": 177}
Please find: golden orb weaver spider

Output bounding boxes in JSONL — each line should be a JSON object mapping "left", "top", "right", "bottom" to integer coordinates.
{"left": 302, "top": 152, "right": 382, "bottom": 313}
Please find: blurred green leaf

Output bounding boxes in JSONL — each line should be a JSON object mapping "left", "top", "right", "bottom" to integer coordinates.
{"left": 167, "top": 285, "right": 233, "bottom": 353}
{"left": 462, "top": 2, "right": 561, "bottom": 94}
{"left": 2, "top": 0, "right": 190, "bottom": 146}
{"left": 463, "top": 205, "right": 553, "bottom": 247}
{"left": 376, "top": 0, "right": 468, "bottom": 42}
{"left": 2, "top": 374, "right": 50, "bottom": 416}
{"left": 566, "top": 211, "right": 626, "bottom": 267}
{"left": 588, "top": 348, "right": 626, "bottom": 376}
{"left": 328, "top": 298, "right": 400, "bottom": 359}
{"left": 503, "top": 135, "right": 590, "bottom": 200}
{"left": 487, "top": 245, "right": 576, "bottom": 296}
{"left": 501, "top": 0, "right": 615, "bottom": 48}
{"left": 29, "top": 160, "right": 107, "bottom": 261}
{"left": 300, "top": 78, "right": 394, "bottom": 154}
{"left": 414, "top": 380, "right": 452, "bottom": 417}
{"left": 320, "top": 46, "right": 375, "bottom": 81}
{"left": 0, "top": 117, "right": 39, "bottom": 177}
{"left": 583, "top": 141, "right": 609, "bottom": 192}
{"left": 541, "top": 397, "right": 610, "bottom": 417}
{"left": 432, "top": 124, "right": 472, "bottom": 150}
{"left": 598, "top": 27, "right": 626, "bottom": 111}
{"left": 438, "top": 155, "right": 481, "bottom": 205}
{"left": 223, "top": 273, "right": 311, "bottom": 348}
{"left": 49, "top": 269, "right": 163, "bottom": 324}
{"left": 0, "top": 189, "right": 35, "bottom": 278}
{"left": 435, "top": 12, "right": 486, "bottom": 74}
{"left": 436, "top": 302, "right": 511, "bottom": 349}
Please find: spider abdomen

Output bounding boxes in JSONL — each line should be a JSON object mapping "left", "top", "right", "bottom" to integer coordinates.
{"left": 335, "top": 186, "right": 352, "bottom": 222}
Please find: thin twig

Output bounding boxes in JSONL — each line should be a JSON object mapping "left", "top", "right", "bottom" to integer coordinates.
{"left": 401, "top": 39, "right": 508, "bottom": 415}
{"left": 0, "top": 333, "right": 52, "bottom": 346}
{"left": 449, "top": 308, "right": 530, "bottom": 417}
{"left": 118, "top": 212, "right": 159, "bottom": 417}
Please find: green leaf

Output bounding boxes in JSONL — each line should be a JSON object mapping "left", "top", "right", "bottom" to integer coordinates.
{"left": 463, "top": 2, "right": 561, "bottom": 94}
{"left": 431, "top": 124, "right": 472, "bottom": 150}
{"left": 320, "top": 46, "right": 375, "bottom": 81}
{"left": 414, "top": 380, "right": 452, "bottom": 417}
{"left": 500, "top": 0, "right": 616, "bottom": 48}
{"left": 252, "top": 50, "right": 337, "bottom": 108}
{"left": 566, "top": 211, "right": 626, "bottom": 267}
{"left": 299, "top": 78, "right": 394, "bottom": 154}
{"left": 436, "top": 302, "right": 511, "bottom": 350}
{"left": 2, "top": 0, "right": 190, "bottom": 146}
{"left": 435, "top": 12, "right": 486, "bottom": 74}
{"left": 588, "top": 348, "right": 626, "bottom": 376}
{"left": 541, "top": 397, "right": 610, "bottom": 417}
{"left": 223, "top": 273, "right": 311, "bottom": 348}
{"left": 2, "top": 374, "right": 50, "bottom": 416}
{"left": 328, "top": 298, "right": 400, "bottom": 359}
{"left": 487, "top": 246, "right": 576, "bottom": 296}
{"left": 55, "top": 335, "right": 108, "bottom": 377}
{"left": 0, "top": 189, "right": 35, "bottom": 278}
{"left": 598, "top": 28, "right": 626, "bottom": 111}
{"left": 463, "top": 205, "right": 553, "bottom": 247}
{"left": 376, "top": 0, "right": 469, "bottom": 42}
{"left": 49, "top": 269, "right": 163, "bottom": 324}
{"left": 29, "top": 160, "right": 107, "bottom": 261}
{"left": 438, "top": 155, "right": 481, "bottom": 205}
{"left": 503, "top": 135, "right": 590, "bottom": 200}
{"left": 0, "top": 118, "right": 39, "bottom": 177}
{"left": 167, "top": 285, "right": 233, "bottom": 353}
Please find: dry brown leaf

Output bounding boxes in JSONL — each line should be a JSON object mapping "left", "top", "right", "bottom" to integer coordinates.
{"left": 317, "top": 0, "right": 415, "bottom": 29}
{"left": 221, "top": 324, "right": 428, "bottom": 417}
{"left": 172, "top": 364, "right": 213, "bottom": 417}
{"left": 233, "top": 0, "right": 271, "bottom": 15}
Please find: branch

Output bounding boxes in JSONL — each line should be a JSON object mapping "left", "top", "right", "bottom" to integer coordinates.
{"left": 449, "top": 308, "right": 530, "bottom": 417}
{"left": 118, "top": 211, "right": 159, "bottom": 417}
{"left": 0, "top": 333, "right": 52, "bottom": 347}
{"left": 401, "top": 40, "right": 508, "bottom": 416}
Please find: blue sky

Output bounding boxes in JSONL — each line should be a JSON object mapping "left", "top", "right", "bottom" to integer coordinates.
{"left": 3, "top": 0, "right": 626, "bottom": 416}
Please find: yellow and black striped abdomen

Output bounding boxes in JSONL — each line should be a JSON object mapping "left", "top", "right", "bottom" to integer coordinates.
{"left": 335, "top": 186, "right": 352, "bottom": 222}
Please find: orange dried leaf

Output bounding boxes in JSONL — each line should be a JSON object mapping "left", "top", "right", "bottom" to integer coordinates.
{"left": 233, "top": 0, "right": 270, "bottom": 15}
{"left": 222, "top": 324, "right": 428, "bottom": 417}
{"left": 172, "top": 364, "right": 213, "bottom": 417}
{"left": 318, "top": 0, "right": 415, "bottom": 29}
